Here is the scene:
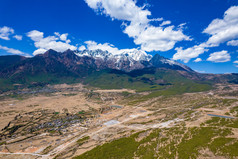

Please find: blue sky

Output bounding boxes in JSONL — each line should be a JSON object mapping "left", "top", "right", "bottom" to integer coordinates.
{"left": 0, "top": 0, "right": 238, "bottom": 73}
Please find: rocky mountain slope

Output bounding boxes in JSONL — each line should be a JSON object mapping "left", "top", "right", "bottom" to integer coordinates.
{"left": 0, "top": 49, "right": 195, "bottom": 78}
{"left": 0, "top": 55, "right": 26, "bottom": 71}
{"left": 0, "top": 49, "right": 237, "bottom": 92}
{"left": 75, "top": 49, "right": 192, "bottom": 72}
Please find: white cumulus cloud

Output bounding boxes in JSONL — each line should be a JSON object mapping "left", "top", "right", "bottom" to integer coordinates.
{"left": 0, "top": 26, "right": 14, "bottom": 40}
{"left": 207, "top": 50, "right": 231, "bottom": 63}
{"left": 27, "top": 30, "right": 77, "bottom": 55}
{"left": 27, "top": 30, "right": 44, "bottom": 41}
{"left": 54, "top": 32, "right": 71, "bottom": 43}
{"left": 85, "top": 0, "right": 150, "bottom": 23}
{"left": 134, "top": 26, "right": 190, "bottom": 52}
{"left": 32, "top": 48, "right": 47, "bottom": 56}
{"left": 84, "top": 0, "right": 190, "bottom": 52}
{"left": 84, "top": 40, "right": 121, "bottom": 54}
{"left": 194, "top": 58, "right": 202, "bottom": 62}
{"left": 78, "top": 45, "right": 86, "bottom": 51}
{"left": 13, "top": 35, "right": 23, "bottom": 40}
{"left": 173, "top": 43, "right": 208, "bottom": 63}
{"left": 233, "top": 60, "right": 238, "bottom": 64}
{"left": 203, "top": 6, "right": 238, "bottom": 46}
{"left": 227, "top": 40, "right": 238, "bottom": 46}
{"left": 173, "top": 6, "right": 238, "bottom": 63}
{"left": 0, "top": 45, "right": 29, "bottom": 56}
{"left": 60, "top": 33, "right": 68, "bottom": 41}
{"left": 160, "top": 20, "right": 171, "bottom": 26}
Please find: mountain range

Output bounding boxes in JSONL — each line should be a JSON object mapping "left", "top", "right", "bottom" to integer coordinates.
{"left": 0, "top": 49, "right": 238, "bottom": 93}
{"left": 0, "top": 49, "right": 194, "bottom": 75}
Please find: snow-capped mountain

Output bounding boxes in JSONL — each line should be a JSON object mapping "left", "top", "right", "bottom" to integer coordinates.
{"left": 75, "top": 49, "right": 113, "bottom": 59}
{"left": 118, "top": 49, "right": 152, "bottom": 61}
{"left": 0, "top": 49, "right": 194, "bottom": 79}
{"left": 75, "top": 49, "right": 153, "bottom": 72}
{"left": 75, "top": 49, "right": 152, "bottom": 62}
{"left": 75, "top": 49, "right": 192, "bottom": 72}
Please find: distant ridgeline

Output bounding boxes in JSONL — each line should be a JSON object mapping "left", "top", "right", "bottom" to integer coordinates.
{"left": 0, "top": 49, "right": 237, "bottom": 93}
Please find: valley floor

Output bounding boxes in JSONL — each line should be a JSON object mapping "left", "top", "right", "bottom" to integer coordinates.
{"left": 0, "top": 83, "right": 238, "bottom": 158}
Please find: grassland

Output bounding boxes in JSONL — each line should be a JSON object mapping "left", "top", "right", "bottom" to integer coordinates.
{"left": 0, "top": 68, "right": 212, "bottom": 99}
{"left": 84, "top": 69, "right": 212, "bottom": 95}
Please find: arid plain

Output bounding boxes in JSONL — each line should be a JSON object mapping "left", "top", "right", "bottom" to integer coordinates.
{"left": 0, "top": 83, "right": 238, "bottom": 159}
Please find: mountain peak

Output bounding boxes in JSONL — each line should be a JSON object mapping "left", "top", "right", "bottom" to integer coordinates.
{"left": 119, "top": 49, "right": 152, "bottom": 61}
{"left": 63, "top": 49, "right": 76, "bottom": 56}
{"left": 76, "top": 49, "right": 152, "bottom": 62}
{"left": 41, "top": 49, "right": 59, "bottom": 57}
{"left": 64, "top": 49, "right": 74, "bottom": 53}
{"left": 151, "top": 54, "right": 194, "bottom": 72}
